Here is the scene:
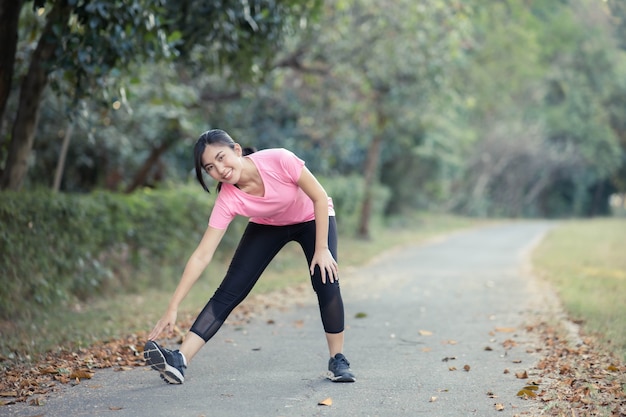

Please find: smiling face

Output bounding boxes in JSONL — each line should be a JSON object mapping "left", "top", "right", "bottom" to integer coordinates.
{"left": 201, "top": 143, "right": 244, "bottom": 184}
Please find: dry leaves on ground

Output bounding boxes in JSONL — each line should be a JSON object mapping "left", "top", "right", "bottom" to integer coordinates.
{"left": 0, "top": 286, "right": 305, "bottom": 406}
{"left": 520, "top": 321, "right": 626, "bottom": 416}
{"left": 0, "top": 335, "right": 145, "bottom": 405}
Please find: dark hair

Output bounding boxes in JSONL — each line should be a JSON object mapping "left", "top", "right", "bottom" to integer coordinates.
{"left": 193, "top": 129, "right": 256, "bottom": 193}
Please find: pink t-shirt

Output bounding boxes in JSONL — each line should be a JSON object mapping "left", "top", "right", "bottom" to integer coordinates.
{"left": 208, "top": 148, "right": 335, "bottom": 229}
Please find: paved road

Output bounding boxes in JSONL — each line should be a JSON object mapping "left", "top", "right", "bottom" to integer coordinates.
{"left": 3, "top": 221, "right": 555, "bottom": 417}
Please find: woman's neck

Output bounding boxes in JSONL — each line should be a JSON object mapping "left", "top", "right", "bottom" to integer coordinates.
{"left": 236, "top": 157, "right": 264, "bottom": 196}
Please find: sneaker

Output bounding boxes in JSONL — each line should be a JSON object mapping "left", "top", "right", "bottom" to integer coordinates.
{"left": 144, "top": 340, "right": 187, "bottom": 384}
{"left": 328, "top": 353, "right": 356, "bottom": 382}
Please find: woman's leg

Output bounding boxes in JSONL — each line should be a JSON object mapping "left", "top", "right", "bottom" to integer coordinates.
{"left": 183, "top": 222, "right": 290, "bottom": 363}
{"left": 325, "top": 332, "right": 345, "bottom": 357}
{"left": 295, "top": 218, "right": 347, "bottom": 357}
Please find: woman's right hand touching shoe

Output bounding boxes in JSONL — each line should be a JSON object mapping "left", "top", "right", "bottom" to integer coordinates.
{"left": 148, "top": 308, "right": 177, "bottom": 341}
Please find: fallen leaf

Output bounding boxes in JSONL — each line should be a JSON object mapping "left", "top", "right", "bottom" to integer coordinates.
{"left": 494, "top": 403, "right": 505, "bottom": 411}
{"left": 484, "top": 346, "right": 493, "bottom": 351}
{"left": 441, "top": 356, "right": 457, "bottom": 362}
{"left": 70, "top": 370, "right": 94, "bottom": 380}
{"left": 515, "top": 370, "right": 528, "bottom": 379}
{"left": 463, "top": 364, "right": 471, "bottom": 372}
{"left": 318, "top": 397, "right": 332, "bottom": 406}
{"left": 29, "top": 397, "right": 45, "bottom": 406}
{"left": 419, "top": 330, "right": 433, "bottom": 336}
{"left": 355, "top": 312, "right": 367, "bottom": 319}
{"left": 449, "top": 366, "right": 457, "bottom": 371}
{"left": 421, "top": 347, "right": 432, "bottom": 352}
{"left": 38, "top": 367, "right": 58, "bottom": 375}
{"left": 495, "top": 327, "right": 516, "bottom": 333}
{"left": 517, "top": 389, "right": 537, "bottom": 398}
{"left": 502, "top": 339, "right": 517, "bottom": 349}
{"left": 0, "top": 391, "right": 17, "bottom": 397}
{"left": 109, "top": 406, "right": 123, "bottom": 411}
{"left": 486, "top": 391, "right": 498, "bottom": 398}
{"left": 429, "top": 396, "right": 438, "bottom": 402}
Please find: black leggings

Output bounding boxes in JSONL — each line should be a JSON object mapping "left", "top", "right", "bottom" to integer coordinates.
{"left": 189, "top": 217, "right": 345, "bottom": 342}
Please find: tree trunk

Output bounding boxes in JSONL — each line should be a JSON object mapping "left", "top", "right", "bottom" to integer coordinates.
{"left": 124, "top": 139, "right": 175, "bottom": 193}
{"left": 357, "top": 99, "right": 387, "bottom": 239}
{"left": 0, "top": 1, "right": 71, "bottom": 191}
{"left": 0, "top": 0, "right": 23, "bottom": 138}
{"left": 52, "top": 122, "right": 73, "bottom": 192}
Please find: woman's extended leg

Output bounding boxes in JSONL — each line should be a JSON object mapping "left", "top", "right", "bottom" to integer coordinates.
{"left": 184, "top": 222, "right": 290, "bottom": 361}
{"left": 145, "top": 223, "right": 290, "bottom": 384}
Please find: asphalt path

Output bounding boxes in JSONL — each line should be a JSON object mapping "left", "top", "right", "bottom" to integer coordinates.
{"left": 3, "top": 221, "right": 556, "bottom": 417}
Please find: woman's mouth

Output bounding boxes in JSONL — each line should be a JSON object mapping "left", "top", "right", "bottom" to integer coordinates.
{"left": 222, "top": 169, "right": 233, "bottom": 181}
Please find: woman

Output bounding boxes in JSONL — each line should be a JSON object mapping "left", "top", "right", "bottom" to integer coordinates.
{"left": 144, "top": 129, "right": 355, "bottom": 384}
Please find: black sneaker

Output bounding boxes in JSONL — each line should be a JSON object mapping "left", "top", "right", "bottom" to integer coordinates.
{"left": 328, "top": 353, "right": 356, "bottom": 382}
{"left": 144, "top": 340, "right": 187, "bottom": 384}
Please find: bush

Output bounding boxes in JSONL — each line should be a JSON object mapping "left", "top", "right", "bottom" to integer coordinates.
{"left": 320, "top": 175, "right": 391, "bottom": 234}
{"left": 0, "top": 180, "right": 388, "bottom": 319}
{"left": 0, "top": 186, "right": 248, "bottom": 319}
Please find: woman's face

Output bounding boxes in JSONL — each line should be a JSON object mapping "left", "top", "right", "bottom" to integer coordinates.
{"left": 201, "top": 143, "right": 243, "bottom": 184}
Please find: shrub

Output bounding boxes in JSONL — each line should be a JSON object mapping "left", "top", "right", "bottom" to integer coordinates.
{"left": 0, "top": 180, "right": 388, "bottom": 319}
{"left": 0, "top": 186, "right": 247, "bottom": 319}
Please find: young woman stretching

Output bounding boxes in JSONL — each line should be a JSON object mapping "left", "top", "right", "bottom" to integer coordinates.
{"left": 144, "top": 129, "right": 355, "bottom": 384}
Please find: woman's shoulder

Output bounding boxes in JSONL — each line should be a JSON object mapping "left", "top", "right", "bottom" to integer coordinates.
{"left": 250, "top": 148, "right": 293, "bottom": 158}
{"left": 250, "top": 148, "right": 303, "bottom": 178}
{"left": 250, "top": 148, "right": 298, "bottom": 164}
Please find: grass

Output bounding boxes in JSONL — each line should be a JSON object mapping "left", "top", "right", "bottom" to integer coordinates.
{"left": 532, "top": 217, "right": 626, "bottom": 361}
{"left": 0, "top": 212, "right": 483, "bottom": 360}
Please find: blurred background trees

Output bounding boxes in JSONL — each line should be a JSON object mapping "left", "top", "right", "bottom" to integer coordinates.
{"left": 2, "top": 0, "right": 625, "bottom": 224}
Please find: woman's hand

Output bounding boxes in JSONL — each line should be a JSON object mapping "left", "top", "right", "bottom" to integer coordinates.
{"left": 310, "top": 248, "right": 339, "bottom": 284}
{"left": 148, "top": 308, "right": 178, "bottom": 341}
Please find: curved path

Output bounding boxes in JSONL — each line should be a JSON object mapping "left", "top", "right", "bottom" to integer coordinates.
{"left": 4, "top": 221, "right": 555, "bottom": 417}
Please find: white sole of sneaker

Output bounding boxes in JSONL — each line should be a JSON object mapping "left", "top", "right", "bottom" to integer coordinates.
{"left": 144, "top": 342, "right": 184, "bottom": 384}
{"left": 326, "top": 371, "right": 356, "bottom": 383}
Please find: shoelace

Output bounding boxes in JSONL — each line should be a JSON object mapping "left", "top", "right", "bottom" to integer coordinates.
{"left": 334, "top": 356, "right": 350, "bottom": 370}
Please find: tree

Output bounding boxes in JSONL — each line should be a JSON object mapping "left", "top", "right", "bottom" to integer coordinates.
{"left": 440, "top": 0, "right": 623, "bottom": 217}
{"left": 269, "top": 0, "right": 473, "bottom": 237}
{"left": 1, "top": 0, "right": 171, "bottom": 190}
{"left": 0, "top": 0, "right": 23, "bottom": 137}
{"left": 1, "top": 0, "right": 321, "bottom": 191}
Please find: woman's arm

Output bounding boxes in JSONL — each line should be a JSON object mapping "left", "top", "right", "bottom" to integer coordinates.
{"left": 297, "top": 166, "right": 338, "bottom": 284}
{"left": 148, "top": 225, "right": 227, "bottom": 340}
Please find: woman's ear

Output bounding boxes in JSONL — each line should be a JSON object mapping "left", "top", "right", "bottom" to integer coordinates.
{"left": 233, "top": 143, "right": 243, "bottom": 156}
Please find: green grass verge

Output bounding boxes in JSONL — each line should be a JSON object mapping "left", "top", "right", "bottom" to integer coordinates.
{"left": 532, "top": 217, "right": 626, "bottom": 361}
{"left": 0, "top": 212, "right": 481, "bottom": 359}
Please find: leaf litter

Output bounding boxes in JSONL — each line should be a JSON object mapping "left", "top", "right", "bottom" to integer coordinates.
{"left": 0, "top": 284, "right": 310, "bottom": 406}
{"left": 519, "top": 321, "right": 626, "bottom": 416}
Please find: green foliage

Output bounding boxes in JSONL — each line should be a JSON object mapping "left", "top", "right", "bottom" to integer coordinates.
{"left": 0, "top": 180, "right": 388, "bottom": 320}
{"left": 0, "top": 186, "right": 238, "bottom": 319}
{"left": 160, "top": 0, "right": 322, "bottom": 82}
{"left": 319, "top": 175, "right": 391, "bottom": 234}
